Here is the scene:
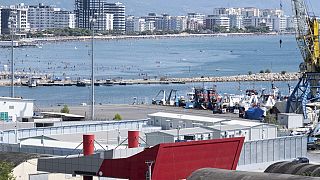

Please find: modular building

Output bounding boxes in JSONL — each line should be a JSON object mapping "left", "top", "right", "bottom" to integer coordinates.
{"left": 147, "top": 112, "right": 228, "bottom": 130}
{"left": 146, "top": 119, "right": 277, "bottom": 145}
{"left": 146, "top": 127, "right": 220, "bottom": 146}
{"left": 0, "top": 97, "right": 34, "bottom": 122}
{"left": 277, "top": 113, "right": 304, "bottom": 129}
{"left": 207, "top": 120, "right": 278, "bottom": 141}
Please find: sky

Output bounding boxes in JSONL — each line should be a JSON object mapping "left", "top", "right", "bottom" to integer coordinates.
{"left": 1, "top": 0, "right": 319, "bottom": 16}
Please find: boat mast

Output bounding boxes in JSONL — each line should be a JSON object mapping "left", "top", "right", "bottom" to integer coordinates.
{"left": 10, "top": 17, "right": 14, "bottom": 98}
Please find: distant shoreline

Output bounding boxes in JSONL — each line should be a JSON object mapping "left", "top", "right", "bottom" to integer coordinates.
{"left": 18, "top": 32, "right": 289, "bottom": 44}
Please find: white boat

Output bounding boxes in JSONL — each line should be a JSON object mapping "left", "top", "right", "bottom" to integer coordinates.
{"left": 28, "top": 78, "right": 37, "bottom": 87}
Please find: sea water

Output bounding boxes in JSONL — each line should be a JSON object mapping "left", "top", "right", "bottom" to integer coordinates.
{"left": 0, "top": 35, "right": 301, "bottom": 106}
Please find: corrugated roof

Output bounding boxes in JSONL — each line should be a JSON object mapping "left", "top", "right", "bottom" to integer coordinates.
{"left": 222, "top": 120, "right": 273, "bottom": 128}
{"left": 148, "top": 112, "right": 228, "bottom": 123}
{"left": 208, "top": 124, "right": 250, "bottom": 131}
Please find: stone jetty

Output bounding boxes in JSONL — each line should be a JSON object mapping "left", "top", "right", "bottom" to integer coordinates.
{"left": 0, "top": 72, "right": 300, "bottom": 87}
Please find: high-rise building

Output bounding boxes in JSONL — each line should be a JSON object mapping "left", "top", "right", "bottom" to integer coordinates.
{"left": 205, "top": 15, "right": 230, "bottom": 32}
{"left": 105, "top": 2, "right": 125, "bottom": 33}
{"left": 28, "top": 3, "right": 60, "bottom": 31}
{"left": 125, "top": 15, "right": 134, "bottom": 33}
{"left": 54, "top": 11, "right": 76, "bottom": 29}
{"left": 133, "top": 18, "right": 145, "bottom": 32}
{"left": 187, "top": 13, "right": 205, "bottom": 31}
{"left": 75, "top": 0, "right": 107, "bottom": 30}
{"left": 0, "top": 4, "right": 30, "bottom": 34}
{"left": 170, "top": 16, "right": 187, "bottom": 32}
{"left": 229, "top": 15, "right": 243, "bottom": 29}
{"left": 0, "top": 8, "right": 13, "bottom": 34}
{"left": 75, "top": 0, "right": 124, "bottom": 32}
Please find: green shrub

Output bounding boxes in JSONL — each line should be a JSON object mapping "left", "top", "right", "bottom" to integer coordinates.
{"left": 60, "top": 105, "right": 70, "bottom": 114}
{"left": 113, "top": 113, "right": 122, "bottom": 121}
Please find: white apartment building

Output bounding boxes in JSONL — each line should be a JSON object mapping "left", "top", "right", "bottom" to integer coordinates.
{"left": 187, "top": 13, "right": 205, "bottom": 31}
{"left": 134, "top": 18, "right": 145, "bottom": 32}
{"left": 54, "top": 11, "right": 76, "bottom": 29}
{"left": 95, "top": 13, "right": 113, "bottom": 31}
{"left": 287, "top": 16, "right": 298, "bottom": 30}
{"left": 272, "top": 15, "right": 287, "bottom": 32}
{"left": 144, "top": 20, "right": 155, "bottom": 32}
{"left": 205, "top": 15, "right": 230, "bottom": 31}
{"left": 125, "top": 16, "right": 134, "bottom": 33}
{"left": 10, "top": 4, "right": 30, "bottom": 33}
{"left": 251, "top": 16, "right": 273, "bottom": 31}
{"left": 28, "top": 4, "right": 61, "bottom": 31}
{"left": 229, "top": 14, "right": 243, "bottom": 29}
{"left": 241, "top": 7, "right": 260, "bottom": 18}
{"left": 170, "top": 16, "right": 187, "bottom": 31}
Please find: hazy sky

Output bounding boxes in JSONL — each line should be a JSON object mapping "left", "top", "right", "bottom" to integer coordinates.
{"left": 1, "top": 0, "right": 319, "bottom": 16}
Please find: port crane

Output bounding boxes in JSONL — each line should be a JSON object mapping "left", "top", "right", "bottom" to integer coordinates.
{"left": 286, "top": 0, "right": 320, "bottom": 119}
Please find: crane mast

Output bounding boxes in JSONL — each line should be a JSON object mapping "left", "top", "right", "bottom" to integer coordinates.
{"left": 286, "top": 0, "right": 320, "bottom": 119}
{"left": 292, "top": 0, "right": 320, "bottom": 72}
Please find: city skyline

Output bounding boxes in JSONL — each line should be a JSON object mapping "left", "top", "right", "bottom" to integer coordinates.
{"left": 1, "top": 0, "right": 320, "bottom": 16}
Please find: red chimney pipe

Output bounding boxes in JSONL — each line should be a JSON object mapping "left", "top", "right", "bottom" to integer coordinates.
{"left": 83, "top": 134, "right": 95, "bottom": 180}
{"left": 128, "top": 131, "right": 139, "bottom": 148}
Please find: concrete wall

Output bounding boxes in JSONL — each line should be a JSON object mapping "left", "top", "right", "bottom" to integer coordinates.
{"left": 238, "top": 135, "right": 307, "bottom": 166}
{"left": 146, "top": 132, "right": 174, "bottom": 146}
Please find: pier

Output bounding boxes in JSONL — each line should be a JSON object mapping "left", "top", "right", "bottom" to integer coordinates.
{"left": 0, "top": 72, "right": 300, "bottom": 87}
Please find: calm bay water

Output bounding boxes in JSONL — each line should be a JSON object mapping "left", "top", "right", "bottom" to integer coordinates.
{"left": 0, "top": 35, "right": 301, "bottom": 107}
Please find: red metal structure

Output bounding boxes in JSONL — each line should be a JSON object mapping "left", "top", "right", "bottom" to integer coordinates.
{"left": 98, "top": 137, "right": 244, "bottom": 180}
{"left": 128, "top": 130, "right": 139, "bottom": 148}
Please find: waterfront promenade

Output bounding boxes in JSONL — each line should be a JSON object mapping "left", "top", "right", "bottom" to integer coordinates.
{"left": 21, "top": 32, "right": 278, "bottom": 44}
{"left": 0, "top": 72, "right": 300, "bottom": 87}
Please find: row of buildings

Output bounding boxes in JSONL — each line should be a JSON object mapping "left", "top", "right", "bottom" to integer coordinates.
{"left": 126, "top": 7, "right": 297, "bottom": 33}
{"left": 0, "top": 1, "right": 125, "bottom": 35}
{"left": 0, "top": 2, "right": 298, "bottom": 35}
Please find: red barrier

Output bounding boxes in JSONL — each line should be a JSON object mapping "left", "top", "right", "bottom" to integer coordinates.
{"left": 128, "top": 131, "right": 139, "bottom": 148}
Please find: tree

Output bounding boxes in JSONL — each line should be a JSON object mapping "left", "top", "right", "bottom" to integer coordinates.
{"left": 248, "top": 71, "right": 253, "bottom": 75}
{"left": 265, "top": 69, "right": 271, "bottom": 73}
{"left": 259, "top": 70, "right": 265, "bottom": 73}
{"left": 0, "top": 161, "right": 15, "bottom": 180}
{"left": 113, "top": 113, "right": 122, "bottom": 121}
{"left": 60, "top": 105, "right": 70, "bottom": 114}
{"left": 281, "top": 70, "right": 287, "bottom": 75}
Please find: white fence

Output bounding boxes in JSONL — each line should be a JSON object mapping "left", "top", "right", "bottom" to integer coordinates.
{"left": 0, "top": 120, "right": 148, "bottom": 144}
{"left": 238, "top": 135, "right": 307, "bottom": 165}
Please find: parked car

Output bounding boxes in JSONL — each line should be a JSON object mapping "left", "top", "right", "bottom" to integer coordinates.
{"left": 292, "top": 157, "right": 309, "bottom": 164}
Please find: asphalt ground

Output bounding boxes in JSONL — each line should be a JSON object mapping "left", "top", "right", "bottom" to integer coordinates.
{"left": 40, "top": 104, "right": 243, "bottom": 121}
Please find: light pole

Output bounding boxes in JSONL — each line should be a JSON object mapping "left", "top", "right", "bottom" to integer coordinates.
{"left": 10, "top": 17, "right": 14, "bottom": 98}
{"left": 90, "top": 17, "right": 96, "bottom": 121}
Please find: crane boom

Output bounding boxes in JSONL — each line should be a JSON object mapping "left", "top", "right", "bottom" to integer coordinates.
{"left": 292, "top": 0, "right": 320, "bottom": 72}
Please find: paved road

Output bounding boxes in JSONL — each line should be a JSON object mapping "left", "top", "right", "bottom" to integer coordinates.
{"left": 40, "top": 104, "right": 243, "bottom": 121}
